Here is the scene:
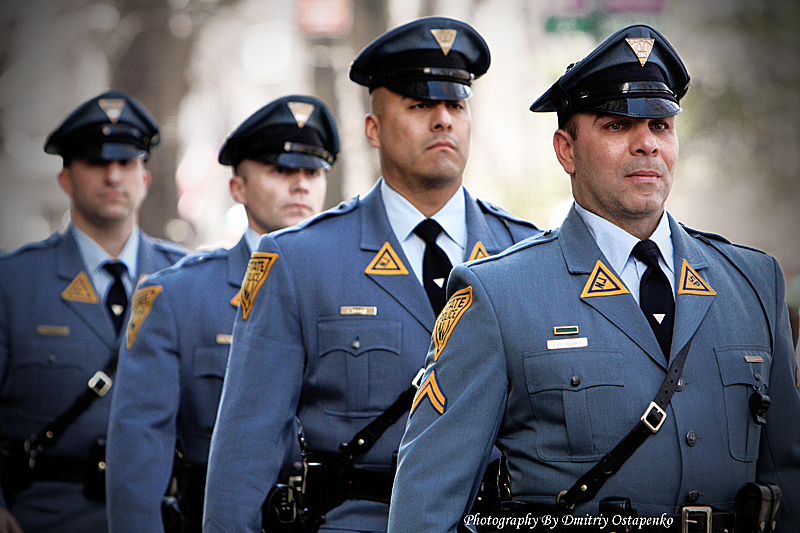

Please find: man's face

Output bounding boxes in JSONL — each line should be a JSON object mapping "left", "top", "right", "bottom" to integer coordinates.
{"left": 230, "top": 160, "right": 327, "bottom": 234}
{"left": 58, "top": 156, "right": 150, "bottom": 228}
{"left": 366, "top": 88, "right": 471, "bottom": 190}
{"left": 556, "top": 112, "right": 679, "bottom": 230}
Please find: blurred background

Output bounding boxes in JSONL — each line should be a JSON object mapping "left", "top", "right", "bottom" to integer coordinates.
{"left": 0, "top": 0, "right": 798, "bottom": 316}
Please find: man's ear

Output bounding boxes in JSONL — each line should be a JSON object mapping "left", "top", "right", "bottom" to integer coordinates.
{"left": 229, "top": 175, "right": 246, "bottom": 204}
{"left": 364, "top": 113, "right": 381, "bottom": 149}
{"left": 553, "top": 129, "right": 576, "bottom": 175}
{"left": 57, "top": 166, "right": 73, "bottom": 196}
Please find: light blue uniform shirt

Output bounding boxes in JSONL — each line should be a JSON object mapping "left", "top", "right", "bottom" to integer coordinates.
{"left": 72, "top": 224, "right": 140, "bottom": 299}
{"left": 243, "top": 227, "right": 260, "bottom": 253}
{"left": 574, "top": 202, "right": 674, "bottom": 303}
{"left": 381, "top": 179, "right": 466, "bottom": 286}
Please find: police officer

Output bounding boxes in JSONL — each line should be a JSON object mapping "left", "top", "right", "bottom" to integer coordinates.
{"left": 203, "top": 17, "right": 539, "bottom": 533}
{"left": 105, "top": 94, "right": 338, "bottom": 533}
{"left": 0, "top": 90, "right": 186, "bottom": 533}
{"left": 388, "top": 24, "right": 800, "bottom": 532}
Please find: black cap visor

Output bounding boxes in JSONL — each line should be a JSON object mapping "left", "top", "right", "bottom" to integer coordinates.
{"left": 587, "top": 96, "right": 682, "bottom": 119}
{"left": 385, "top": 79, "right": 472, "bottom": 101}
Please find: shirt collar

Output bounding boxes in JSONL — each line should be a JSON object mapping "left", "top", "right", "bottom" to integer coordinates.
{"left": 71, "top": 224, "right": 140, "bottom": 280}
{"left": 244, "top": 227, "right": 262, "bottom": 253}
{"left": 380, "top": 178, "right": 466, "bottom": 248}
{"left": 574, "top": 202, "right": 674, "bottom": 274}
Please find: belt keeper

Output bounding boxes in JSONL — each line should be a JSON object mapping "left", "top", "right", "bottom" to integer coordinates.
{"left": 88, "top": 371, "right": 113, "bottom": 397}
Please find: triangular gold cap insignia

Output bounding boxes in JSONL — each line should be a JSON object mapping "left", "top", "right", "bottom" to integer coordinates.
{"left": 580, "top": 260, "right": 630, "bottom": 298}
{"left": 126, "top": 285, "right": 162, "bottom": 349}
{"left": 240, "top": 252, "right": 279, "bottom": 320}
{"left": 287, "top": 102, "right": 315, "bottom": 128}
{"left": 62, "top": 271, "right": 99, "bottom": 303}
{"left": 430, "top": 29, "right": 457, "bottom": 56}
{"left": 626, "top": 38, "right": 655, "bottom": 67}
{"left": 98, "top": 98, "right": 126, "bottom": 123}
{"left": 468, "top": 241, "right": 490, "bottom": 261}
{"left": 365, "top": 242, "right": 409, "bottom": 275}
{"left": 677, "top": 259, "right": 717, "bottom": 296}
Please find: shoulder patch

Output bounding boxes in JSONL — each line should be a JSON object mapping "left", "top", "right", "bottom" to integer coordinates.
{"left": 468, "top": 241, "right": 490, "bottom": 261}
{"left": 677, "top": 259, "right": 716, "bottom": 296}
{"left": 581, "top": 260, "right": 630, "bottom": 298}
{"left": 62, "top": 272, "right": 99, "bottom": 304}
{"left": 365, "top": 242, "right": 409, "bottom": 275}
{"left": 433, "top": 286, "right": 473, "bottom": 361}
{"left": 240, "top": 252, "right": 279, "bottom": 320}
{"left": 126, "top": 285, "right": 162, "bottom": 349}
{"left": 411, "top": 369, "right": 447, "bottom": 415}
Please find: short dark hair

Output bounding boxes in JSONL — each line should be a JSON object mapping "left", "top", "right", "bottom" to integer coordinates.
{"left": 561, "top": 113, "right": 579, "bottom": 141}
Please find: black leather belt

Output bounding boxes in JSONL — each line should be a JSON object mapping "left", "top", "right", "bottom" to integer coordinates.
{"left": 25, "top": 454, "right": 91, "bottom": 484}
{"left": 340, "top": 466, "right": 393, "bottom": 504}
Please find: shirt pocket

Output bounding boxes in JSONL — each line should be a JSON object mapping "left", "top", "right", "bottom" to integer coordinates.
{"left": 317, "top": 318, "right": 402, "bottom": 418}
{"left": 714, "top": 345, "right": 771, "bottom": 462}
{"left": 189, "top": 344, "right": 230, "bottom": 434}
{"left": 523, "top": 348, "right": 627, "bottom": 462}
{"left": 13, "top": 337, "right": 89, "bottom": 422}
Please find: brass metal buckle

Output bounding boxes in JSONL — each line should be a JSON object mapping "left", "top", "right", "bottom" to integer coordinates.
{"left": 556, "top": 490, "right": 576, "bottom": 510}
{"left": 641, "top": 401, "right": 667, "bottom": 433}
{"left": 88, "top": 370, "right": 113, "bottom": 397}
{"left": 681, "top": 506, "right": 712, "bottom": 533}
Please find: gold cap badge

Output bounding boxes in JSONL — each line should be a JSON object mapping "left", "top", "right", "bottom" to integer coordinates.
{"left": 625, "top": 38, "right": 655, "bottom": 67}
{"left": 430, "top": 29, "right": 457, "bottom": 56}
{"left": 287, "top": 101, "right": 315, "bottom": 128}
{"left": 98, "top": 98, "right": 126, "bottom": 123}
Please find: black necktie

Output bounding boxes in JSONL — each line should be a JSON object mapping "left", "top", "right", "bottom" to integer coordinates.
{"left": 103, "top": 261, "right": 128, "bottom": 335}
{"left": 413, "top": 219, "right": 453, "bottom": 316}
{"left": 632, "top": 240, "right": 674, "bottom": 359}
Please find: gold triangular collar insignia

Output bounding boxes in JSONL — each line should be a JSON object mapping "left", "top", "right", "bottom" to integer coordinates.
{"left": 626, "top": 38, "right": 655, "bottom": 67}
{"left": 365, "top": 242, "right": 409, "bottom": 275}
{"left": 98, "top": 98, "right": 126, "bottom": 123}
{"left": 468, "top": 241, "right": 490, "bottom": 261}
{"left": 580, "top": 260, "right": 630, "bottom": 298}
{"left": 62, "top": 271, "right": 99, "bottom": 303}
{"left": 430, "top": 29, "right": 457, "bottom": 56}
{"left": 287, "top": 101, "right": 315, "bottom": 128}
{"left": 230, "top": 290, "right": 241, "bottom": 308}
{"left": 677, "top": 259, "right": 716, "bottom": 296}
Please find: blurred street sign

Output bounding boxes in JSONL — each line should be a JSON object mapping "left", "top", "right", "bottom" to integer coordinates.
{"left": 297, "top": 0, "right": 352, "bottom": 37}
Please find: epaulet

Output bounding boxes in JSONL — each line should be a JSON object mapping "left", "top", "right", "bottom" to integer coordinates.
{"left": 477, "top": 199, "right": 538, "bottom": 228}
{"left": 680, "top": 223, "right": 767, "bottom": 255}
{"left": 468, "top": 227, "right": 558, "bottom": 267}
{"left": 145, "top": 247, "right": 227, "bottom": 282}
{"left": 273, "top": 196, "right": 359, "bottom": 237}
{"left": 0, "top": 232, "right": 62, "bottom": 259}
{"left": 150, "top": 237, "right": 188, "bottom": 258}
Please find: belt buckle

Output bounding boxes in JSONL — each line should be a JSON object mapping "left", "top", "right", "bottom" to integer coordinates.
{"left": 88, "top": 370, "right": 113, "bottom": 397}
{"left": 681, "top": 506, "right": 712, "bottom": 533}
{"left": 640, "top": 401, "right": 667, "bottom": 433}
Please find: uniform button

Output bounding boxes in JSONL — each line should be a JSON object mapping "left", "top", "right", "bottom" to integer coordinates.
{"left": 754, "top": 372, "right": 762, "bottom": 382}
{"left": 686, "top": 431, "right": 698, "bottom": 446}
{"left": 675, "top": 377, "right": 685, "bottom": 392}
{"left": 570, "top": 376, "right": 581, "bottom": 387}
{"left": 351, "top": 339, "right": 361, "bottom": 350}
{"left": 686, "top": 491, "right": 700, "bottom": 503}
